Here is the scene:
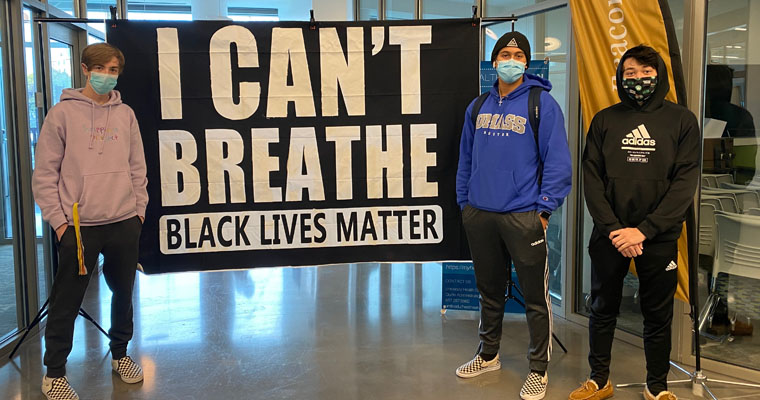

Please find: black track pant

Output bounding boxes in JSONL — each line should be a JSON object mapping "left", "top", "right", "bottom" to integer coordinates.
{"left": 44, "top": 216, "right": 142, "bottom": 378}
{"left": 462, "top": 207, "right": 552, "bottom": 372}
{"left": 587, "top": 232, "right": 678, "bottom": 394}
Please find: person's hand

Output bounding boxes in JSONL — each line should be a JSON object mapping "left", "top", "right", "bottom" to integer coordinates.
{"left": 55, "top": 224, "right": 68, "bottom": 240}
{"left": 139, "top": 215, "right": 144, "bottom": 224}
{"left": 539, "top": 215, "right": 549, "bottom": 230}
{"left": 619, "top": 243, "right": 643, "bottom": 258}
{"left": 609, "top": 228, "right": 646, "bottom": 250}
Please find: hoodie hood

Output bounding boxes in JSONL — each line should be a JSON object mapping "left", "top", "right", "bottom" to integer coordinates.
{"left": 60, "top": 87, "right": 123, "bottom": 106}
{"left": 616, "top": 53, "right": 670, "bottom": 111}
{"left": 489, "top": 72, "right": 552, "bottom": 101}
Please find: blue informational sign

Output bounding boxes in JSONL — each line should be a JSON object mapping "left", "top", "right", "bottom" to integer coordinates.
{"left": 441, "top": 262, "right": 524, "bottom": 313}
{"left": 480, "top": 59, "right": 550, "bottom": 94}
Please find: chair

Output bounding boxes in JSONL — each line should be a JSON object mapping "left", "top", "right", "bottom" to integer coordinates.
{"left": 699, "top": 211, "right": 760, "bottom": 342}
{"left": 712, "top": 211, "right": 760, "bottom": 281}
{"left": 719, "top": 182, "right": 760, "bottom": 193}
{"left": 702, "top": 175, "right": 718, "bottom": 188}
{"left": 701, "top": 194, "right": 739, "bottom": 213}
{"left": 714, "top": 174, "right": 733, "bottom": 186}
{"left": 706, "top": 189, "right": 760, "bottom": 212}
{"left": 699, "top": 203, "right": 717, "bottom": 257}
{"left": 701, "top": 197, "right": 723, "bottom": 212}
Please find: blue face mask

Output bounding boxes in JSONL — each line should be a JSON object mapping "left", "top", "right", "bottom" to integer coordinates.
{"left": 89, "top": 71, "right": 118, "bottom": 95}
{"left": 495, "top": 59, "right": 526, "bottom": 84}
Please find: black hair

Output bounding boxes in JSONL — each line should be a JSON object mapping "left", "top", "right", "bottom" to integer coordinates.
{"left": 620, "top": 45, "right": 659, "bottom": 70}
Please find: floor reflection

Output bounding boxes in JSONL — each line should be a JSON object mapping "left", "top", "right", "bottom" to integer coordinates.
{"left": 1, "top": 263, "right": 756, "bottom": 400}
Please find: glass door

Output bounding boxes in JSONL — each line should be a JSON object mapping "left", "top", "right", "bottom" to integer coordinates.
{"left": 0, "top": 3, "right": 19, "bottom": 341}
{"left": 697, "top": 0, "right": 760, "bottom": 372}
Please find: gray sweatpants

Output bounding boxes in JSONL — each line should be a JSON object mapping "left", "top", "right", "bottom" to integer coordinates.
{"left": 462, "top": 206, "right": 552, "bottom": 372}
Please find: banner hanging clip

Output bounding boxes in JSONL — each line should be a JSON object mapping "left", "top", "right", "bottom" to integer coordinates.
{"left": 109, "top": 5, "right": 117, "bottom": 28}
{"left": 309, "top": 10, "right": 317, "bottom": 30}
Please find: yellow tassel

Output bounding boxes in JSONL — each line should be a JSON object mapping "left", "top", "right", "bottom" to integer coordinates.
{"left": 73, "top": 203, "right": 87, "bottom": 276}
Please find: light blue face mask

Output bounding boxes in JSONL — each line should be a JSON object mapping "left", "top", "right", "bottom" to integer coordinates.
{"left": 495, "top": 59, "right": 526, "bottom": 84}
{"left": 89, "top": 71, "right": 118, "bottom": 95}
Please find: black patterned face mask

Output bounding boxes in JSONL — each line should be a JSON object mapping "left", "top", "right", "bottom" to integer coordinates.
{"left": 622, "top": 76, "right": 658, "bottom": 102}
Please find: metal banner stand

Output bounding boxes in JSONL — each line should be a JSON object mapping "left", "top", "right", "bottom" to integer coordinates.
{"left": 8, "top": 7, "right": 120, "bottom": 360}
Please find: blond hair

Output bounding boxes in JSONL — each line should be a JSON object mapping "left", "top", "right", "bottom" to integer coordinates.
{"left": 81, "top": 43, "right": 125, "bottom": 72}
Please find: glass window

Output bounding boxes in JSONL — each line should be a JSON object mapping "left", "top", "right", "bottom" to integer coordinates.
{"left": 358, "top": 0, "right": 379, "bottom": 20}
{"left": 230, "top": 1, "right": 308, "bottom": 21}
{"left": 49, "top": 39, "right": 73, "bottom": 107}
{"left": 86, "top": 0, "right": 114, "bottom": 37}
{"left": 88, "top": 34, "right": 104, "bottom": 44}
{"left": 697, "top": 0, "right": 759, "bottom": 372}
{"left": 387, "top": 0, "right": 414, "bottom": 20}
{"left": 227, "top": 1, "right": 278, "bottom": 22}
{"left": 0, "top": 8, "right": 19, "bottom": 340}
{"left": 575, "top": 2, "right": 686, "bottom": 336}
{"left": 48, "top": 0, "right": 76, "bottom": 16}
{"left": 124, "top": 0, "right": 285, "bottom": 21}
{"left": 485, "top": 0, "right": 535, "bottom": 17}
{"left": 423, "top": 0, "right": 475, "bottom": 19}
{"left": 127, "top": 0, "right": 193, "bottom": 21}
{"left": 484, "top": 6, "right": 570, "bottom": 304}
{"left": 23, "top": 8, "right": 49, "bottom": 309}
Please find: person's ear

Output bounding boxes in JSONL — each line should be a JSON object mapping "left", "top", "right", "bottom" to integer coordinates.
{"left": 493, "top": 61, "right": 498, "bottom": 68}
{"left": 81, "top": 63, "right": 89, "bottom": 77}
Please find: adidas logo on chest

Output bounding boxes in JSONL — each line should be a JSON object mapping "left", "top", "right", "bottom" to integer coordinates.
{"left": 621, "top": 124, "right": 656, "bottom": 147}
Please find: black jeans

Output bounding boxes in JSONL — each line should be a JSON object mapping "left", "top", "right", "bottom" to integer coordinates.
{"left": 587, "top": 231, "right": 678, "bottom": 394}
{"left": 44, "top": 216, "right": 142, "bottom": 378}
{"left": 462, "top": 207, "right": 552, "bottom": 372}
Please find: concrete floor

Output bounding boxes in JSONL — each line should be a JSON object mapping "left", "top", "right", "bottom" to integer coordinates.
{"left": 1, "top": 263, "right": 758, "bottom": 400}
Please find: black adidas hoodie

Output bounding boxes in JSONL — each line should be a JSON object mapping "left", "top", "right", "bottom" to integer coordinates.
{"left": 582, "top": 53, "right": 700, "bottom": 242}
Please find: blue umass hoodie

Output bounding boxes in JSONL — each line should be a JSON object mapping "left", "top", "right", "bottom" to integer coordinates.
{"left": 456, "top": 74, "right": 571, "bottom": 213}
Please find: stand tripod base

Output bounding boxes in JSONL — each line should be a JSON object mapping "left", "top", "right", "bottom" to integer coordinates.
{"left": 616, "top": 361, "right": 760, "bottom": 399}
{"left": 8, "top": 298, "right": 110, "bottom": 359}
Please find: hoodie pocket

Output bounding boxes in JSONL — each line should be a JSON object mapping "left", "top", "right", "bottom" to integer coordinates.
{"left": 609, "top": 177, "right": 670, "bottom": 226}
{"left": 469, "top": 167, "right": 520, "bottom": 210}
{"left": 77, "top": 171, "right": 136, "bottom": 222}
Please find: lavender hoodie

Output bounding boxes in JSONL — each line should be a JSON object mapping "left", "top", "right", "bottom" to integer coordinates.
{"left": 32, "top": 88, "right": 148, "bottom": 228}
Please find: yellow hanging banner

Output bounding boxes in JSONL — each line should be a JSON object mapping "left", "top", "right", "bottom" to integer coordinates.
{"left": 569, "top": 0, "right": 690, "bottom": 303}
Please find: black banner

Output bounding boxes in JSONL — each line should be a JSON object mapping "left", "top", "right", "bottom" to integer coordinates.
{"left": 107, "top": 19, "right": 478, "bottom": 273}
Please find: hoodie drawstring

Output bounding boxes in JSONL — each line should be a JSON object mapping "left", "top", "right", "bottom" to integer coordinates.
{"left": 88, "top": 104, "right": 95, "bottom": 149}
{"left": 99, "top": 105, "right": 111, "bottom": 154}
{"left": 73, "top": 203, "right": 86, "bottom": 276}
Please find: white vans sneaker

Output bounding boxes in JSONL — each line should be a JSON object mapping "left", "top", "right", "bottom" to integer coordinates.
{"left": 111, "top": 355, "right": 144, "bottom": 383}
{"left": 42, "top": 375, "right": 79, "bottom": 400}
{"left": 455, "top": 353, "right": 501, "bottom": 378}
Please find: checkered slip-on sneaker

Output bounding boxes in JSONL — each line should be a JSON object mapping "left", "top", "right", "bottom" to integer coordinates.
{"left": 111, "top": 356, "right": 144, "bottom": 384}
{"left": 42, "top": 376, "right": 79, "bottom": 400}
{"left": 455, "top": 354, "right": 501, "bottom": 378}
{"left": 520, "top": 371, "right": 548, "bottom": 400}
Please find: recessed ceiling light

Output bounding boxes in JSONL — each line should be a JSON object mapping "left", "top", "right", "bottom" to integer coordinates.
{"left": 544, "top": 37, "right": 561, "bottom": 51}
